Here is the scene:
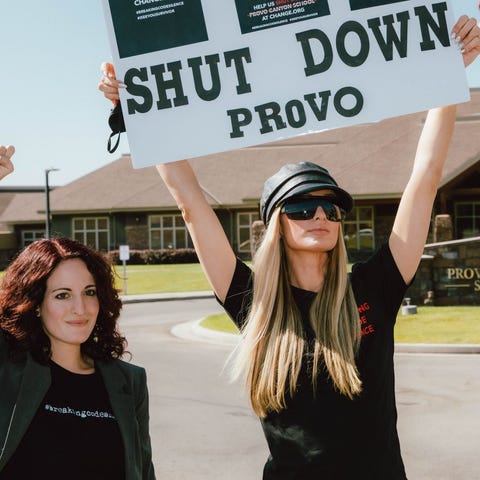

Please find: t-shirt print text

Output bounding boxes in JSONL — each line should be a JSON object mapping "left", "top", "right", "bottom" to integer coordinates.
{"left": 358, "top": 302, "right": 375, "bottom": 336}
{"left": 45, "top": 403, "right": 116, "bottom": 420}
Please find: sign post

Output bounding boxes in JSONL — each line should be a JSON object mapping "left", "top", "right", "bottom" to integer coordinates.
{"left": 119, "top": 245, "right": 130, "bottom": 295}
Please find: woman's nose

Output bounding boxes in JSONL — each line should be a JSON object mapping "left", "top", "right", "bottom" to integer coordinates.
{"left": 314, "top": 206, "right": 327, "bottom": 220}
{"left": 72, "top": 296, "right": 86, "bottom": 315}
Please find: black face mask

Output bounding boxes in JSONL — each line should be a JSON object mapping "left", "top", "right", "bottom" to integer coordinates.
{"left": 107, "top": 102, "right": 126, "bottom": 153}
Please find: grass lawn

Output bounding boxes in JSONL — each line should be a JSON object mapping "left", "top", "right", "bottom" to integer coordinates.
{"left": 114, "top": 263, "right": 480, "bottom": 343}
{"left": 113, "top": 263, "right": 211, "bottom": 295}
{"left": 201, "top": 313, "right": 240, "bottom": 335}
{"left": 395, "top": 306, "right": 480, "bottom": 344}
{"left": 200, "top": 307, "right": 480, "bottom": 344}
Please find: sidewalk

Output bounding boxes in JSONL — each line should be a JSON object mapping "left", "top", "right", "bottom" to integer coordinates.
{"left": 120, "top": 291, "right": 480, "bottom": 354}
{"left": 121, "top": 290, "right": 214, "bottom": 304}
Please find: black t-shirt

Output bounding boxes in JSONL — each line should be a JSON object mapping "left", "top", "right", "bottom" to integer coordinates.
{"left": 1, "top": 361, "right": 125, "bottom": 480}
{"left": 220, "top": 243, "right": 409, "bottom": 480}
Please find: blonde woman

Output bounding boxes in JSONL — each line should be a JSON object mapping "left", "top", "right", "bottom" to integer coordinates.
{"left": 99, "top": 15, "right": 480, "bottom": 479}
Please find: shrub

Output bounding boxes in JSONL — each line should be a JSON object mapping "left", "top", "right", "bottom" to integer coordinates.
{"left": 106, "top": 248, "right": 199, "bottom": 265}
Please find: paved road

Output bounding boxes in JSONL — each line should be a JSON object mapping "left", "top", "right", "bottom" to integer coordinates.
{"left": 120, "top": 298, "right": 480, "bottom": 480}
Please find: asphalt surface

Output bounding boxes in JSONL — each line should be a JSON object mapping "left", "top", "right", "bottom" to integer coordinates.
{"left": 118, "top": 293, "right": 480, "bottom": 479}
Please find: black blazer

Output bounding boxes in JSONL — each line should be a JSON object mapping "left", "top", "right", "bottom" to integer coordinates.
{"left": 0, "top": 333, "right": 155, "bottom": 479}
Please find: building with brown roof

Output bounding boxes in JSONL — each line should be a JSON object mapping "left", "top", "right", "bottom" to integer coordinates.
{"left": 0, "top": 90, "right": 479, "bottom": 265}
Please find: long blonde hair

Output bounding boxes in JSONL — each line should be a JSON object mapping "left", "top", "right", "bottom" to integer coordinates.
{"left": 230, "top": 208, "right": 361, "bottom": 417}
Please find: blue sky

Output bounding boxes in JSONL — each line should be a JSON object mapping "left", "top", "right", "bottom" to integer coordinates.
{"left": 0, "top": 0, "right": 478, "bottom": 186}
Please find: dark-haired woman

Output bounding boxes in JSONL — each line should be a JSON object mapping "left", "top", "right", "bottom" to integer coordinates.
{"left": 0, "top": 237, "right": 155, "bottom": 479}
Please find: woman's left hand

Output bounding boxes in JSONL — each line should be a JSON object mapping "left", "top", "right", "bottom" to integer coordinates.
{"left": 452, "top": 15, "right": 480, "bottom": 67}
{"left": 0, "top": 145, "right": 15, "bottom": 180}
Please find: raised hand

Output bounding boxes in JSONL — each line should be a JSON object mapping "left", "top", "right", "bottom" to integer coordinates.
{"left": 0, "top": 145, "right": 15, "bottom": 180}
{"left": 98, "top": 62, "right": 125, "bottom": 105}
{"left": 452, "top": 15, "right": 480, "bottom": 67}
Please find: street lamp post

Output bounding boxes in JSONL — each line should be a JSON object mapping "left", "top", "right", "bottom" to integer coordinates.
{"left": 45, "top": 168, "right": 59, "bottom": 239}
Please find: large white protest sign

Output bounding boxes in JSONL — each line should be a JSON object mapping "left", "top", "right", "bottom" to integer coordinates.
{"left": 101, "top": 0, "right": 468, "bottom": 168}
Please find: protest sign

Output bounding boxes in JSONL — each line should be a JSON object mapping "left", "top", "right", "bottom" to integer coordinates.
{"left": 101, "top": 0, "right": 469, "bottom": 168}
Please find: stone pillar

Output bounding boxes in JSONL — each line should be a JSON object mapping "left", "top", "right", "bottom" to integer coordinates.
{"left": 433, "top": 214, "right": 453, "bottom": 243}
{"left": 251, "top": 220, "right": 265, "bottom": 257}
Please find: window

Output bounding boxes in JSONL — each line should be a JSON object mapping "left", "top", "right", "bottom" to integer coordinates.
{"left": 455, "top": 202, "right": 480, "bottom": 238}
{"left": 149, "top": 214, "right": 190, "bottom": 249}
{"left": 343, "top": 206, "right": 374, "bottom": 251}
{"left": 73, "top": 217, "right": 109, "bottom": 251}
{"left": 237, "top": 212, "right": 260, "bottom": 253}
{"left": 22, "top": 230, "right": 45, "bottom": 246}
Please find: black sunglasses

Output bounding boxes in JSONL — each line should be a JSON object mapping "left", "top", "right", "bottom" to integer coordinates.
{"left": 281, "top": 197, "right": 345, "bottom": 222}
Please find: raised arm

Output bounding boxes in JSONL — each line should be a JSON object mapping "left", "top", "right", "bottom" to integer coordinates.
{"left": 389, "top": 105, "right": 455, "bottom": 284}
{"left": 99, "top": 64, "right": 236, "bottom": 301}
{"left": 0, "top": 145, "right": 15, "bottom": 181}
{"left": 390, "top": 15, "right": 480, "bottom": 284}
{"left": 155, "top": 161, "right": 237, "bottom": 302}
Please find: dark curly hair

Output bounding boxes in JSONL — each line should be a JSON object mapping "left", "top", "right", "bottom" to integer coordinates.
{"left": 0, "top": 237, "right": 127, "bottom": 362}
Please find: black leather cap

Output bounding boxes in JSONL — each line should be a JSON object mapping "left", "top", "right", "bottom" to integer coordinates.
{"left": 260, "top": 162, "right": 353, "bottom": 225}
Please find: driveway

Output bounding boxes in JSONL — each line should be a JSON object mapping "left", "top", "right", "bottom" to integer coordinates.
{"left": 120, "top": 298, "right": 480, "bottom": 479}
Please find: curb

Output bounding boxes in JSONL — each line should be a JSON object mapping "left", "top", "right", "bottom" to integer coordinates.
{"left": 395, "top": 343, "right": 480, "bottom": 354}
{"left": 178, "top": 322, "right": 480, "bottom": 353}
{"left": 171, "top": 319, "right": 239, "bottom": 346}
{"left": 121, "top": 291, "right": 214, "bottom": 304}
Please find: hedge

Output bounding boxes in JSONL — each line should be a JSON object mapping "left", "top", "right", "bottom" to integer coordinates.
{"left": 106, "top": 248, "right": 199, "bottom": 265}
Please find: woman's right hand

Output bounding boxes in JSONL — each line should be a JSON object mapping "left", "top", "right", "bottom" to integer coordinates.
{"left": 98, "top": 62, "right": 124, "bottom": 105}
{"left": 0, "top": 145, "right": 15, "bottom": 180}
